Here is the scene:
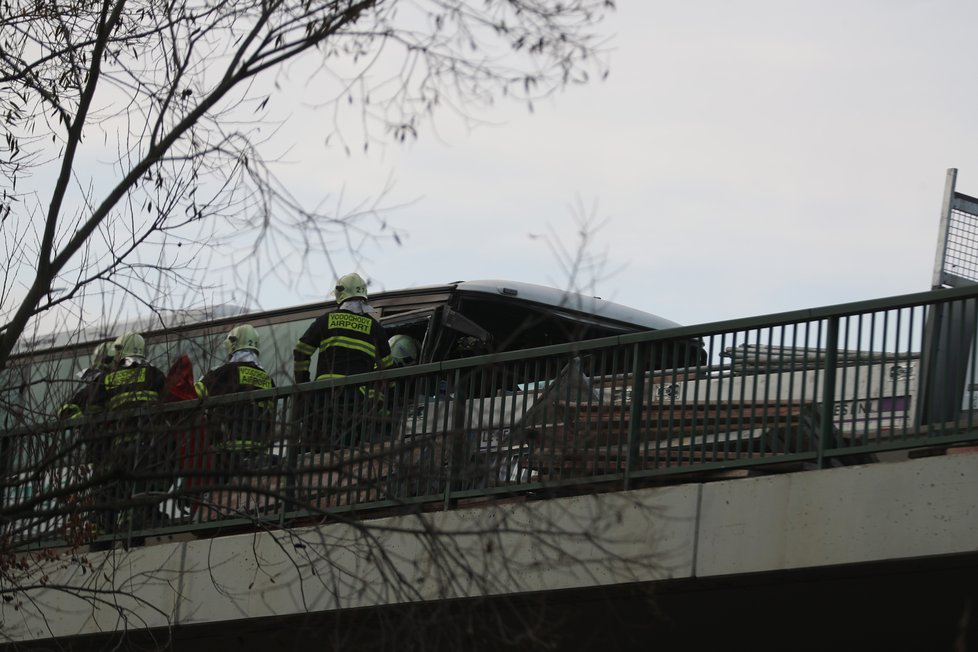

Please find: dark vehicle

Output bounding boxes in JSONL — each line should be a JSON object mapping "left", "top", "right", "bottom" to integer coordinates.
{"left": 2, "top": 279, "right": 699, "bottom": 422}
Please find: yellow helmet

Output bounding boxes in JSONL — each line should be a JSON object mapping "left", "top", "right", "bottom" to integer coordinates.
{"left": 92, "top": 341, "right": 114, "bottom": 371}
{"left": 389, "top": 334, "right": 420, "bottom": 366}
{"left": 333, "top": 272, "right": 368, "bottom": 304}
{"left": 113, "top": 332, "right": 146, "bottom": 361}
{"left": 224, "top": 324, "right": 260, "bottom": 357}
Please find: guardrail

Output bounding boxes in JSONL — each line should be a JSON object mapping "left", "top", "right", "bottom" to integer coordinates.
{"left": 4, "top": 285, "right": 978, "bottom": 550}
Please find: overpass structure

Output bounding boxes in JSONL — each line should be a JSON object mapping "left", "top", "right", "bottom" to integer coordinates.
{"left": 4, "top": 279, "right": 978, "bottom": 650}
{"left": 4, "top": 171, "right": 978, "bottom": 650}
{"left": 3, "top": 449, "right": 978, "bottom": 651}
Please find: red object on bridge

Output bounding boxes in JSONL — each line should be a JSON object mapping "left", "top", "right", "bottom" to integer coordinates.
{"left": 165, "top": 354, "right": 213, "bottom": 495}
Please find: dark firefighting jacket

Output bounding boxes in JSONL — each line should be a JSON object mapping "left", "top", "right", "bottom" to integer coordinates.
{"left": 293, "top": 309, "right": 393, "bottom": 384}
{"left": 92, "top": 361, "right": 166, "bottom": 412}
{"left": 90, "top": 359, "right": 166, "bottom": 444}
{"left": 58, "top": 369, "right": 103, "bottom": 420}
{"left": 194, "top": 361, "right": 276, "bottom": 450}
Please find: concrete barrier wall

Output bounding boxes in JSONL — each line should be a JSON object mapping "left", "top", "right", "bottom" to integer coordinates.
{"left": 3, "top": 453, "right": 976, "bottom": 644}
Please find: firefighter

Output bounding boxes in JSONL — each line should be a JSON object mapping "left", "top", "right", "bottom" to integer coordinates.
{"left": 293, "top": 272, "right": 393, "bottom": 449}
{"left": 90, "top": 332, "right": 167, "bottom": 415}
{"left": 58, "top": 341, "right": 115, "bottom": 421}
{"left": 388, "top": 334, "right": 420, "bottom": 367}
{"left": 381, "top": 334, "right": 422, "bottom": 441}
{"left": 57, "top": 341, "right": 116, "bottom": 499}
{"left": 89, "top": 332, "right": 168, "bottom": 532}
{"left": 195, "top": 324, "right": 276, "bottom": 472}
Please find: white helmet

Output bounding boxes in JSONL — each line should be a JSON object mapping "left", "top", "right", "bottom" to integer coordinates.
{"left": 113, "top": 332, "right": 146, "bottom": 361}
{"left": 333, "top": 272, "right": 368, "bottom": 304}
{"left": 389, "top": 334, "right": 420, "bottom": 366}
{"left": 92, "top": 341, "right": 115, "bottom": 371}
{"left": 224, "top": 324, "right": 260, "bottom": 357}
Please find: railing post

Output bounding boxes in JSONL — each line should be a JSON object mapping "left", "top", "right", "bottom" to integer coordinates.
{"left": 625, "top": 342, "right": 648, "bottom": 490}
{"left": 818, "top": 317, "right": 839, "bottom": 469}
{"left": 283, "top": 389, "right": 299, "bottom": 523}
{"left": 444, "top": 369, "right": 465, "bottom": 510}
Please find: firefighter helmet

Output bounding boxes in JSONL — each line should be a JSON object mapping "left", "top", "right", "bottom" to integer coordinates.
{"left": 389, "top": 334, "right": 420, "bottom": 366}
{"left": 224, "top": 324, "right": 260, "bottom": 357}
{"left": 333, "top": 272, "right": 368, "bottom": 304}
{"left": 92, "top": 341, "right": 114, "bottom": 371}
{"left": 113, "top": 332, "right": 145, "bottom": 361}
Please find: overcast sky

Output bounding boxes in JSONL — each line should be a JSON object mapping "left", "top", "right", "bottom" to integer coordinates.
{"left": 243, "top": 0, "right": 978, "bottom": 329}
{"left": 33, "top": 0, "right": 977, "bottom": 339}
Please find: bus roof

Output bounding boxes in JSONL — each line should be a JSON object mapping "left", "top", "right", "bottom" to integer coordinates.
{"left": 452, "top": 280, "right": 681, "bottom": 331}
{"left": 11, "top": 279, "right": 681, "bottom": 360}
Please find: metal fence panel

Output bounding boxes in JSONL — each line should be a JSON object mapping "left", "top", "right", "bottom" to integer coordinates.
{"left": 4, "top": 287, "right": 978, "bottom": 550}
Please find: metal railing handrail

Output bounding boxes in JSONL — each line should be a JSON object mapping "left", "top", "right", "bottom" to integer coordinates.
{"left": 5, "top": 284, "right": 978, "bottom": 438}
{"left": 4, "top": 284, "right": 978, "bottom": 550}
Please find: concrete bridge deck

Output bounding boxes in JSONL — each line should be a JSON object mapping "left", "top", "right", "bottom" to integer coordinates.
{"left": 5, "top": 449, "right": 977, "bottom": 650}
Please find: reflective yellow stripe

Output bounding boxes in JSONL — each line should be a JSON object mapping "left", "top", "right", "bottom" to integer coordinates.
{"left": 294, "top": 341, "right": 316, "bottom": 356}
{"left": 104, "top": 367, "right": 147, "bottom": 388}
{"left": 319, "top": 335, "right": 377, "bottom": 357}
{"left": 215, "top": 440, "right": 265, "bottom": 452}
{"left": 194, "top": 381, "right": 208, "bottom": 397}
{"left": 327, "top": 312, "right": 373, "bottom": 334}
{"left": 314, "top": 373, "right": 348, "bottom": 380}
{"left": 108, "top": 390, "right": 159, "bottom": 410}
{"left": 60, "top": 404, "right": 83, "bottom": 420}
{"left": 379, "top": 354, "right": 394, "bottom": 368}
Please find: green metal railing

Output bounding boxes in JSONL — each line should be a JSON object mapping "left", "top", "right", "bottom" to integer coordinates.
{"left": 4, "top": 285, "right": 978, "bottom": 550}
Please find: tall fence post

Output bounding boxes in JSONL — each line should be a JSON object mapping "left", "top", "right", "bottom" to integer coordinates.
{"left": 283, "top": 389, "right": 300, "bottom": 524}
{"left": 444, "top": 368, "right": 465, "bottom": 510}
{"left": 624, "top": 343, "right": 648, "bottom": 490}
{"left": 818, "top": 317, "right": 839, "bottom": 469}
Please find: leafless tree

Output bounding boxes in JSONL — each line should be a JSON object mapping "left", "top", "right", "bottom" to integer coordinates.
{"left": 0, "top": 368, "right": 673, "bottom": 651}
{"left": 0, "top": 4, "right": 657, "bottom": 640}
{"left": 0, "top": 0, "right": 616, "bottom": 376}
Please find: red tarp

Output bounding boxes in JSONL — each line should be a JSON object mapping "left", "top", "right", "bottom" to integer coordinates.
{"left": 164, "top": 354, "right": 212, "bottom": 492}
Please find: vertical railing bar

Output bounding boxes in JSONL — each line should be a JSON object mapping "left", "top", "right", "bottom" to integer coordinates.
{"left": 507, "top": 360, "right": 520, "bottom": 486}
{"left": 956, "top": 299, "right": 978, "bottom": 432}
{"left": 711, "top": 331, "right": 727, "bottom": 462}
{"left": 892, "top": 308, "right": 904, "bottom": 437}
{"left": 819, "top": 317, "right": 840, "bottom": 468}
{"left": 722, "top": 331, "right": 739, "bottom": 462}
{"left": 686, "top": 339, "right": 698, "bottom": 468}
{"left": 654, "top": 345, "right": 668, "bottom": 468}
{"left": 745, "top": 328, "right": 760, "bottom": 460}
{"left": 874, "top": 310, "right": 890, "bottom": 441}
{"left": 785, "top": 323, "right": 799, "bottom": 456}
{"left": 676, "top": 341, "right": 692, "bottom": 467}
{"left": 664, "top": 340, "right": 682, "bottom": 468}
{"left": 538, "top": 358, "right": 561, "bottom": 479}
{"left": 611, "top": 351, "right": 622, "bottom": 476}
{"left": 837, "top": 315, "right": 851, "bottom": 450}
{"left": 773, "top": 324, "right": 787, "bottom": 456}
{"left": 619, "top": 347, "right": 631, "bottom": 470}
{"left": 756, "top": 326, "right": 773, "bottom": 459}
{"left": 656, "top": 346, "right": 669, "bottom": 469}
{"left": 867, "top": 312, "right": 879, "bottom": 444}
{"left": 562, "top": 355, "right": 576, "bottom": 480}
{"left": 624, "top": 342, "right": 647, "bottom": 491}
{"left": 479, "top": 366, "right": 491, "bottom": 489}
{"left": 852, "top": 315, "right": 865, "bottom": 446}
{"left": 798, "top": 321, "right": 812, "bottom": 457}
{"left": 587, "top": 351, "right": 601, "bottom": 477}
{"left": 905, "top": 306, "right": 917, "bottom": 434}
